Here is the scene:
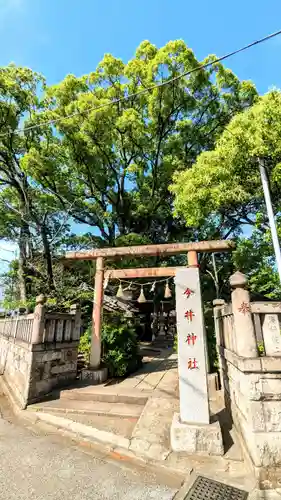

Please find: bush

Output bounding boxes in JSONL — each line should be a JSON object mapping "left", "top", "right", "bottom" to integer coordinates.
{"left": 78, "top": 327, "right": 91, "bottom": 362}
{"left": 101, "top": 315, "right": 142, "bottom": 377}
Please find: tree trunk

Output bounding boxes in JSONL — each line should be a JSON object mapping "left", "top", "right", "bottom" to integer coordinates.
{"left": 18, "top": 226, "right": 27, "bottom": 304}
{"left": 41, "top": 225, "right": 55, "bottom": 290}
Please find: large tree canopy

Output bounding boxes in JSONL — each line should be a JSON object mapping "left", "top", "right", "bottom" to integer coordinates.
{"left": 22, "top": 39, "right": 257, "bottom": 247}
{"left": 171, "top": 90, "right": 281, "bottom": 229}
{"left": 0, "top": 66, "right": 71, "bottom": 301}
{"left": 0, "top": 40, "right": 259, "bottom": 307}
{"left": 171, "top": 90, "right": 281, "bottom": 297}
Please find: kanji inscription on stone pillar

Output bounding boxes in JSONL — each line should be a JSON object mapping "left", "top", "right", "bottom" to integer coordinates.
{"left": 262, "top": 314, "right": 281, "bottom": 356}
{"left": 175, "top": 267, "right": 210, "bottom": 425}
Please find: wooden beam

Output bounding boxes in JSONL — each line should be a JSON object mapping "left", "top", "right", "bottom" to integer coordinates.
{"left": 65, "top": 240, "right": 235, "bottom": 261}
{"left": 104, "top": 267, "right": 185, "bottom": 280}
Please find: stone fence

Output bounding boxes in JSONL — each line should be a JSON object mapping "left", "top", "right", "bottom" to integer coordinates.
{"left": 0, "top": 295, "right": 81, "bottom": 409}
{"left": 214, "top": 271, "right": 281, "bottom": 493}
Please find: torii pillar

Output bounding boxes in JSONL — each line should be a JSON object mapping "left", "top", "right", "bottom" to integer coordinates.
{"left": 91, "top": 256, "right": 104, "bottom": 369}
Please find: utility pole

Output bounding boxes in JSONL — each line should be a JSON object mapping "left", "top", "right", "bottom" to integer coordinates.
{"left": 258, "top": 158, "right": 281, "bottom": 283}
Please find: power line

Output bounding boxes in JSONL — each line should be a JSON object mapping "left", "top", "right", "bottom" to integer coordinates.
{"left": 0, "top": 246, "right": 16, "bottom": 253}
{"left": 1, "top": 28, "right": 281, "bottom": 139}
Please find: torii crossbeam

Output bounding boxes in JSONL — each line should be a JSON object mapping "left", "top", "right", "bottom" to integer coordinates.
{"left": 65, "top": 240, "right": 234, "bottom": 370}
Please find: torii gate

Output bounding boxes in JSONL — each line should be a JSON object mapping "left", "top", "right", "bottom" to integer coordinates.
{"left": 66, "top": 240, "right": 234, "bottom": 370}
{"left": 66, "top": 239, "right": 234, "bottom": 453}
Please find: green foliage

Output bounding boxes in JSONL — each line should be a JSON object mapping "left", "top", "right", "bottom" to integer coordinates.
{"left": 0, "top": 41, "right": 258, "bottom": 313}
{"left": 171, "top": 90, "right": 281, "bottom": 298}
{"left": 233, "top": 228, "right": 281, "bottom": 298}
{"left": 22, "top": 40, "right": 256, "bottom": 249}
{"left": 171, "top": 91, "right": 281, "bottom": 229}
{"left": 101, "top": 315, "right": 142, "bottom": 377}
{"left": 1, "top": 43, "right": 271, "bottom": 356}
{"left": 257, "top": 342, "right": 265, "bottom": 356}
{"left": 206, "top": 329, "right": 219, "bottom": 372}
{"left": 0, "top": 65, "right": 71, "bottom": 303}
{"left": 78, "top": 315, "right": 142, "bottom": 378}
{"left": 78, "top": 326, "right": 91, "bottom": 362}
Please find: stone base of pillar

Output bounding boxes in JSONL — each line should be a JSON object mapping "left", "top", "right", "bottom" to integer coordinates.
{"left": 81, "top": 366, "right": 108, "bottom": 385}
{"left": 170, "top": 413, "right": 224, "bottom": 456}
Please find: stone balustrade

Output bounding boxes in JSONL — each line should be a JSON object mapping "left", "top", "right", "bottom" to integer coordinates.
{"left": 214, "top": 272, "right": 281, "bottom": 493}
{"left": 0, "top": 296, "right": 81, "bottom": 408}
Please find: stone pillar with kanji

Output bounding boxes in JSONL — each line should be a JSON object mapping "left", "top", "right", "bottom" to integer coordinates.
{"left": 175, "top": 266, "right": 210, "bottom": 425}
{"left": 230, "top": 271, "right": 258, "bottom": 358}
{"left": 171, "top": 265, "right": 223, "bottom": 456}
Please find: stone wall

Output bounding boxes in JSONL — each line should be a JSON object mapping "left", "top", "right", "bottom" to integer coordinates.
{"left": 0, "top": 336, "right": 32, "bottom": 408}
{"left": 0, "top": 297, "right": 81, "bottom": 409}
{"left": 28, "top": 342, "right": 79, "bottom": 403}
{"left": 221, "top": 347, "right": 281, "bottom": 485}
{"left": 215, "top": 272, "right": 281, "bottom": 493}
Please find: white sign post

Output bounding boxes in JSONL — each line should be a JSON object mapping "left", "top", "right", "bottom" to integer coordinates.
{"left": 175, "top": 267, "right": 210, "bottom": 425}
{"left": 171, "top": 266, "right": 223, "bottom": 456}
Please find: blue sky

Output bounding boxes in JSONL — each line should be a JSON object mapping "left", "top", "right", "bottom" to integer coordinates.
{"left": 1, "top": 0, "right": 281, "bottom": 93}
{"left": 0, "top": 0, "right": 281, "bottom": 270}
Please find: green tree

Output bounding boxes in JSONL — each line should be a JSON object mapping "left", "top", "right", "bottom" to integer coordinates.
{"left": 23, "top": 40, "right": 257, "bottom": 247}
{"left": 171, "top": 90, "right": 281, "bottom": 296}
{"left": 171, "top": 90, "right": 281, "bottom": 230}
{"left": 0, "top": 42, "right": 259, "bottom": 310}
{"left": 0, "top": 65, "right": 72, "bottom": 303}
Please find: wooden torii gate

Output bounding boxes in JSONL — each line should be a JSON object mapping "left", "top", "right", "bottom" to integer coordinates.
{"left": 66, "top": 240, "right": 234, "bottom": 370}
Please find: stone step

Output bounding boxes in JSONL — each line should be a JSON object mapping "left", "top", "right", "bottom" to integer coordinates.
{"left": 139, "top": 347, "right": 162, "bottom": 357}
{"left": 60, "top": 386, "right": 152, "bottom": 405}
{"left": 48, "top": 411, "right": 136, "bottom": 438}
{"left": 28, "top": 399, "right": 144, "bottom": 419}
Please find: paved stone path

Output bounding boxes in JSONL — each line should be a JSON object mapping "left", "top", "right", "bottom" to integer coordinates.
{"left": 119, "top": 350, "right": 178, "bottom": 396}
{"left": 0, "top": 414, "right": 178, "bottom": 500}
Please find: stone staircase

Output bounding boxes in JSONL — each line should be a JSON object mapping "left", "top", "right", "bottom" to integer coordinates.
{"left": 29, "top": 397, "right": 145, "bottom": 419}
{"left": 27, "top": 385, "right": 152, "bottom": 438}
{"left": 27, "top": 349, "right": 178, "bottom": 439}
{"left": 21, "top": 353, "right": 255, "bottom": 495}
{"left": 24, "top": 385, "right": 254, "bottom": 494}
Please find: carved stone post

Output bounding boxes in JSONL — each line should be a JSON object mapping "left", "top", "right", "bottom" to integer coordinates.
{"left": 213, "top": 299, "right": 225, "bottom": 347}
{"left": 170, "top": 266, "right": 223, "bottom": 456}
{"left": 90, "top": 257, "right": 104, "bottom": 369}
{"left": 175, "top": 266, "right": 210, "bottom": 424}
{"left": 213, "top": 299, "right": 225, "bottom": 388}
{"left": 229, "top": 271, "right": 257, "bottom": 358}
{"left": 262, "top": 314, "right": 281, "bottom": 356}
{"left": 187, "top": 251, "right": 210, "bottom": 371}
{"left": 31, "top": 295, "right": 46, "bottom": 344}
{"left": 70, "top": 304, "right": 81, "bottom": 341}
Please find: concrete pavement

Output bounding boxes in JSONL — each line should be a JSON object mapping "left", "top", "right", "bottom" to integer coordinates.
{"left": 0, "top": 413, "right": 179, "bottom": 500}
{"left": 0, "top": 346, "right": 257, "bottom": 499}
